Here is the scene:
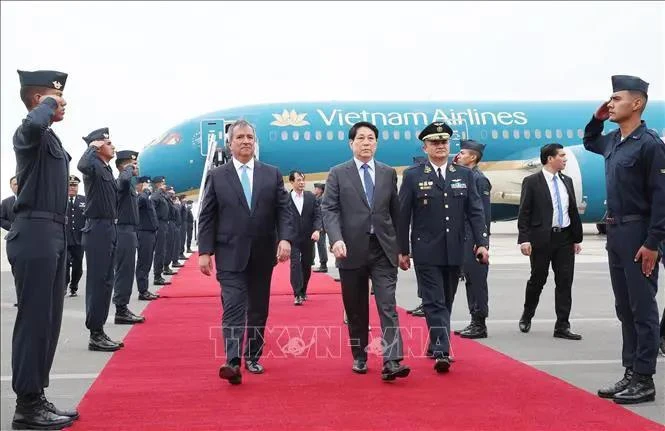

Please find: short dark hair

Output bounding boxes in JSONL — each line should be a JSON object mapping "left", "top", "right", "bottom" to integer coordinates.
{"left": 629, "top": 90, "right": 648, "bottom": 113}
{"left": 9, "top": 176, "right": 17, "bottom": 184}
{"left": 466, "top": 149, "right": 482, "bottom": 163}
{"left": 540, "top": 143, "right": 564, "bottom": 165}
{"left": 115, "top": 159, "right": 132, "bottom": 170}
{"left": 289, "top": 170, "right": 305, "bottom": 182}
{"left": 348, "top": 121, "right": 379, "bottom": 141}
{"left": 19, "top": 86, "right": 46, "bottom": 110}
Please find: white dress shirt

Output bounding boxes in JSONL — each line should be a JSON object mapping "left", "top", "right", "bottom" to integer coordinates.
{"left": 354, "top": 158, "right": 376, "bottom": 192}
{"left": 542, "top": 169, "right": 570, "bottom": 228}
{"left": 232, "top": 157, "right": 254, "bottom": 192}
{"left": 429, "top": 159, "right": 447, "bottom": 180}
{"left": 291, "top": 190, "right": 304, "bottom": 215}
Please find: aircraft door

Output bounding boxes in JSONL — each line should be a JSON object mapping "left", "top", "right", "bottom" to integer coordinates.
{"left": 448, "top": 120, "right": 469, "bottom": 159}
{"left": 200, "top": 119, "right": 225, "bottom": 158}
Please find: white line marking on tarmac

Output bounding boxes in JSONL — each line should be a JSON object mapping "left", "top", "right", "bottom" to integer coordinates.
{"left": 525, "top": 359, "right": 665, "bottom": 366}
{"left": 1, "top": 373, "right": 99, "bottom": 382}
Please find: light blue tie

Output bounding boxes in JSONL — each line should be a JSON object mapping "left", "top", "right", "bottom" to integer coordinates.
{"left": 240, "top": 165, "right": 252, "bottom": 207}
{"left": 361, "top": 164, "right": 374, "bottom": 207}
{"left": 553, "top": 175, "right": 564, "bottom": 227}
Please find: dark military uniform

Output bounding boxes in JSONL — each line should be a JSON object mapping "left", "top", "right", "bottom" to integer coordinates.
{"left": 170, "top": 197, "right": 183, "bottom": 266}
{"left": 136, "top": 177, "right": 160, "bottom": 298}
{"left": 458, "top": 140, "right": 492, "bottom": 338}
{"left": 7, "top": 70, "right": 77, "bottom": 429}
{"left": 112, "top": 150, "right": 145, "bottom": 324}
{"left": 584, "top": 75, "right": 664, "bottom": 403}
{"left": 185, "top": 201, "right": 194, "bottom": 252}
{"left": 65, "top": 175, "right": 86, "bottom": 295}
{"left": 398, "top": 123, "right": 489, "bottom": 370}
{"left": 1, "top": 195, "right": 16, "bottom": 231}
{"left": 78, "top": 128, "right": 122, "bottom": 351}
{"left": 150, "top": 178, "right": 171, "bottom": 284}
{"left": 179, "top": 197, "right": 188, "bottom": 258}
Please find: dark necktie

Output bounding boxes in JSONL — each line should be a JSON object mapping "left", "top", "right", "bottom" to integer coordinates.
{"left": 361, "top": 164, "right": 374, "bottom": 206}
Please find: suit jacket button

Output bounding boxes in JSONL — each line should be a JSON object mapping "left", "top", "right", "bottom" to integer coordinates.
{"left": 445, "top": 217, "right": 449, "bottom": 220}
{"left": 445, "top": 205, "right": 449, "bottom": 208}
{"left": 446, "top": 228, "right": 450, "bottom": 232}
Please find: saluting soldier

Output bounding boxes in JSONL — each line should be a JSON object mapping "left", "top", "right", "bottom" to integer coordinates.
{"left": 453, "top": 140, "right": 492, "bottom": 339}
{"left": 185, "top": 199, "right": 194, "bottom": 253}
{"left": 65, "top": 175, "right": 86, "bottom": 297}
{"left": 78, "top": 127, "right": 123, "bottom": 352}
{"left": 179, "top": 195, "right": 188, "bottom": 259}
{"left": 136, "top": 176, "right": 160, "bottom": 299}
{"left": 111, "top": 150, "right": 145, "bottom": 324}
{"left": 151, "top": 176, "right": 171, "bottom": 285}
{"left": 585, "top": 75, "right": 665, "bottom": 404}
{"left": 8, "top": 69, "right": 79, "bottom": 429}
{"left": 397, "top": 122, "right": 489, "bottom": 374}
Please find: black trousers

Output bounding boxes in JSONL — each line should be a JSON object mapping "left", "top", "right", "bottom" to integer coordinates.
{"left": 167, "top": 222, "right": 178, "bottom": 266}
{"left": 153, "top": 220, "right": 168, "bottom": 277}
{"left": 290, "top": 240, "right": 314, "bottom": 297}
{"left": 522, "top": 229, "right": 575, "bottom": 328}
{"left": 65, "top": 244, "right": 84, "bottom": 291}
{"left": 136, "top": 230, "right": 156, "bottom": 293}
{"left": 112, "top": 226, "right": 138, "bottom": 307}
{"left": 186, "top": 224, "right": 193, "bottom": 250}
{"left": 339, "top": 236, "right": 403, "bottom": 363}
{"left": 6, "top": 218, "right": 66, "bottom": 396}
{"left": 316, "top": 230, "right": 328, "bottom": 266}
{"left": 83, "top": 219, "right": 117, "bottom": 331}
{"left": 180, "top": 224, "right": 187, "bottom": 255}
{"left": 462, "top": 237, "right": 489, "bottom": 318}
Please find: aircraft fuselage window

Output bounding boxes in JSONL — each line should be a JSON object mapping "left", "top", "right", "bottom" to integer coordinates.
{"left": 381, "top": 130, "right": 389, "bottom": 141}
{"left": 513, "top": 130, "right": 520, "bottom": 139}
{"left": 577, "top": 129, "right": 584, "bottom": 139}
{"left": 502, "top": 130, "right": 509, "bottom": 139}
{"left": 304, "top": 131, "right": 311, "bottom": 141}
{"left": 269, "top": 131, "right": 277, "bottom": 142}
{"left": 545, "top": 129, "right": 552, "bottom": 139}
{"left": 480, "top": 130, "right": 488, "bottom": 139}
{"left": 556, "top": 129, "right": 563, "bottom": 139}
{"left": 404, "top": 130, "right": 412, "bottom": 140}
{"left": 393, "top": 130, "right": 400, "bottom": 140}
{"left": 281, "top": 131, "right": 288, "bottom": 141}
{"left": 461, "top": 131, "right": 467, "bottom": 140}
{"left": 535, "top": 129, "right": 542, "bottom": 139}
{"left": 293, "top": 131, "right": 300, "bottom": 141}
{"left": 524, "top": 129, "right": 531, "bottom": 139}
{"left": 491, "top": 130, "right": 498, "bottom": 139}
{"left": 326, "top": 131, "right": 333, "bottom": 141}
{"left": 567, "top": 129, "right": 574, "bottom": 139}
{"left": 315, "top": 131, "right": 322, "bottom": 141}
{"left": 337, "top": 130, "right": 345, "bottom": 141}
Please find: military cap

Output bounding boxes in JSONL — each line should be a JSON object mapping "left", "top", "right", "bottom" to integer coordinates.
{"left": 137, "top": 176, "right": 151, "bottom": 183}
{"left": 68, "top": 175, "right": 81, "bottom": 185}
{"left": 152, "top": 176, "right": 166, "bottom": 183}
{"left": 314, "top": 182, "right": 325, "bottom": 190}
{"left": 165, "top": 186, "right": 174, "bottom": 192}
{"left": 419, "top": 122, "right": 453, "bottom": 141}
{"left": 186, "top": 200, "right": 193, "bottom": 204}
{"left": 83, "top": 127, "right": 110, "bottom": 145}
{"left": 460, "top": 140, "right": 486, "bottom": 157}
{"left": 612, "top": 75, "right": 649, "bottom": 95}
{"left": 17, "top": 69, "right": 68, "bottom": 90}
{"left": 116, "top": 150, "right": 139, "bottom": 162}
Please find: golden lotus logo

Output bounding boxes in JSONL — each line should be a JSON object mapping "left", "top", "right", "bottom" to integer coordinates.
{"left": 271, "top": 109, "right": 310, "bottom": 127}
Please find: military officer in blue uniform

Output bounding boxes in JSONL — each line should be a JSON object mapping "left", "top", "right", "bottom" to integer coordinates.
{"left": 452, "top": 140, "right": 492, "bottom": 339}
{"left": 150, "top": 176, "right": 171, "bottom": 285}
{"left": 78, "top": 127, "right": 124, "bottom": 352}
{"left": 178, "top": 194, "right": 188, "bottom": 260}
{"left": 111, "top": 150, "right": 145, "bottom": 325}
{"left": 136, "top": 176, "right": 160, "bottom": 299}
{"left": 398, "top": 122, "right": 489, "bottom": 373}
{"left": 7, "top": 69, "right": 78, "bottom": 429}
{"left": 165, "top": 187, "right": 184, "bottom": 271}
{"left": 66, "top": 175, "right": 86, "bottom": 297}
{"left": 185, "top": 199, "right": 195, "bottom": 253}
{"left": 0, "top": 175, "right": 17, "bottom": 232}
{"left": 585, "top": 75, "right": 665, "bottom": 404}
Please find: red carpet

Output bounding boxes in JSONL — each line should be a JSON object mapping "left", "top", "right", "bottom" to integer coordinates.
{"left": 157, "top": 253, "right": 341, "bottom": 298}
{"left": 71, "top": 259, "right": 665, "bottom": 430}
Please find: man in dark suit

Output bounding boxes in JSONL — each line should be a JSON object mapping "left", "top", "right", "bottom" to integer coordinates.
{"left": 1, "top": 175, "right": 18, "bottom": 232}
{"left": 198, "top": 119, "right": 295, "bottom": 385}
{"left": 321, "top": 121, "right": 410, "bottom": 382}
{"left": 65, "top": 175, "right": 86, "bottom": 297}
{"left": 150, "top": 176, "right": 171, "bottom": 286}
{"left": 288, "top": 170, "right": 322, "bottom": 305}
{"left": 517, "top": 143, "right": 583, "bottom": 340}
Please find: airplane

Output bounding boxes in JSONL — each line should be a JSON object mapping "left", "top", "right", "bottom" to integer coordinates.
{"left": 137, "top": 101, "right": 665, "bottom": 226}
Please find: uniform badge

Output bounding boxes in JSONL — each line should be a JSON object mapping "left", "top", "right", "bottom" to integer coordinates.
{"left": 660, "top": 169, "right": 665, "bottom": 174}
{"left": 52, "top": 81, "right": 62, "bottom": 90}
{"left": 424, "top": 165, "right": 432, "bottom": 174}
{"left": 437, "top": 126, "right": 443, "bottom": 132}
{"left": 103, "top": 133, "right": 110, "bottom": 139}
{"left": 449, "top": 165, "right": 456, "bottom": 173}
{"left": 423, "top": 199, "right": 428, "bottom": 205}
{"left": 131, "top": 155, "right": 137, "bottom": 160}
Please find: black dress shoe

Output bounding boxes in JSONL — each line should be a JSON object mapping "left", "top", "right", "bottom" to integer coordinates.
{"left": 219, "top": 363, "right": 242, "bottom": 385}
{"left": 171, "top": 262, "right": 185, "bottom": 268}
{"left": 460, "top": 324, "right": 488, "bottom": 339}
{"left": 163, "top": 268, "right": 175, "bottom": 276}
{"left": 101, "top": 331, "right": 124, "bottom": 348}
{"left": 186, "top": 249, "right": 194, "bottom": 253}
{"left": 613, "top": 373, "right": 656, "bottom": 404}
{"left": 454, "top": 322, "right": 473, "bottom": 335}
{"left": 313, "top": 266, "right": 328, "bottom": 273}
{"left": 245, "top": 361, "right": 264, "bottom": 374}
{"left": 294, "top": 296, "right": 303, "bottom": 306}
{"left": 69, "top": 291, "right": 78, "bottom": 297}
{"left": 519, "top": 319, "right": 531, "bottom": 333}
{"left": 40, "top": 391, "right": 79, "bottom": 420}
{"left": 553, "top": 327, "right": 582, "bottom": 340}
{"left": 434, "top": 356, "right": 452, "bottom": 373}
{"left": 138, "top": 291, "right": 158, "bottom": 301}
{"left": 115, "top": 308, "right": 146, "bottom": 325}
{"left": 178, "top": 255, "right": 187, "bottom": 260}
{"left": 598, "top": 368, "right": 633, "bottom": 398}
{"left": 352, "top": 359, "right": 368, "bottom": 374}
{"left": 12, "top": 400, "right": 74, "bottom": 430}
{"left": 88, "top": 332, "right": 122, "bottom": 352}
{"left": 333, "top": 277, "right": 341, "bottom": 282}
{"left": 659, "top": 336, "right": 665, "bottom": 356}
{"left": 411, "top": 305, "right": 426, "bottom": 318}
{"left": 381, "top": 360, "right": 410, "bottom": 381}
{"left": 153, "top": 277, "right": 171, "bottom": 285}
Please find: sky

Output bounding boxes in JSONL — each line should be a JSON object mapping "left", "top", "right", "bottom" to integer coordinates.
{"left": 1, "top": 1, "right": 663, "bottom": 198}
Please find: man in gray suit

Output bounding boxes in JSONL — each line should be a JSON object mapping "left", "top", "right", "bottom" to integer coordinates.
{"left": 322, "top": 121, "right": 410, "bottom": 382}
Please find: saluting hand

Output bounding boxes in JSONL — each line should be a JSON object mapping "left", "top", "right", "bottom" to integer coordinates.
{"left": 38, "top": 94, "right": 65, "bottom": 108}
{"left": 332, "top": 240, "right": 347, "bottom": 259}
{"left": 199, "top": 253, "right": 213, "bottom": 276}
{"left": 634, "top": 246, "right": 659, "bottom": 278}
{"left": 594, "top": 100, "right": 611, "bottom": 121}
{"left": 277, "top": 240, "right": 291, "bottom": 263}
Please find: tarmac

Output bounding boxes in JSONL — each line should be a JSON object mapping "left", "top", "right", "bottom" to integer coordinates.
{"left": 1, "top": 221, "right": 664, "bottom": 427}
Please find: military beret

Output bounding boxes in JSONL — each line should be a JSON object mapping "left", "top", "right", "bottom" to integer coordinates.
{"left": 460, "top": 140, "right": 486, "bottom": 157}
{"left": 83, "top": 127, "right": 110, "bottom": 145}
{"left": 68, "top": 175, "right": 81, "bottom": 184}
{"left": 314, "top": 183, "right": 325, "bottom": 190}
{"left": 137, "top": 176, "right": 151, "bottom": 183}
{"left": 612, "top": 75, "right": 649, "bottom": 95}
{"left": 152, "top": 176, "right": 166, "bottom": 183}
{"left": 419, "top": 122, "right": 453, "bottom": 141}
{"left": 17, "top": 69, "right": 67, "bottom": 90}
{"left": 116, "top": 150, "right": 139, "bottom": 162}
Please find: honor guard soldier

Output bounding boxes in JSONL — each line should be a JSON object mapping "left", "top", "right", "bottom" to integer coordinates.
{"left": 397, "top": 122, "right": 489, "bottom": 373}
{"left": 150, "top": 176, "right": 171, "bottom": 285}
{"left": 112, "top": 150, "right": 145, "bottom": 324}
{"left": 78, "top": 127, "right": 124, "bottom": 352}
{"left": 66, "top": 175, "right": 86, "bottom": 297}
{"left": 8, "top": 69, "right": 79, "bottom": 429}
{"left": 1, "top": 176, "right": 17, "bottom": 232}
{"left": 185, "top": 199, "right": 195, "bottom": 253}
{"left": 453, "top": 140, "right": 492, "bottom": 339}
{"left": 136, "top": 176, "right": 160, "bottom": 299}
{"left": 585, "top": 75, "right": 665, "bottom": 404}
{"left": 178, "top": 195, "right": 188, "bottom": 260}
{"left": 165, "top": 187, "right": 183, "bottom": 271}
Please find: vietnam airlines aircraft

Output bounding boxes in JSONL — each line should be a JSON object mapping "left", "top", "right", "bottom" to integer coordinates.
{"left": 138, "top": 101, "right": 665, "bottom": 223}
